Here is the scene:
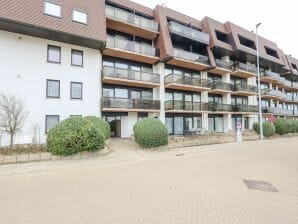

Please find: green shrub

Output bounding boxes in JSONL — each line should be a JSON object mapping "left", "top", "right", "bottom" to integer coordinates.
{"left": 274, "top": 118, "right": 290, "bottom": 135}
{"left": 133, "top": 118, "right": 168, "bottom": 148}
{"left": 252, "top": 122, "right": 275, "bottom": 137}
{"left": 294, "top": 120, "right": 298, "bottom": 133}
{"left": 262, "top": 122, "right": 275, "bottom": 137}
{"left": 84, "top": 116, "right": 110, "bottom": 140}
{"left": 47, "top": 117, "right": 105, "bottom": 155}
{"left": 253, "top": 122, "right": 260, "bottom": 134}
{"left": 288, "top": 120, "right": 296, "bottom": 133}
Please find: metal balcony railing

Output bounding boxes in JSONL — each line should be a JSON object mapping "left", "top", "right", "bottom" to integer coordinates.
{"left": 208, "top": 102, "right": 233, "bottom": 112}
{"left": 209, "top": 81, "right": 233, "bottom": 91}
{"left": 261, "top": 89, "right": 289, "bottom": 100}
{"left": 165, "top": 100, "right": 208, "bottom": 111}
{"left": 164, "top": 74, "right": 209, "bottom": 87}
{"left": 102, "top": 97, "right": 160, "bottom": 110}
{"left": 168, "top": 21, "right": 209, "bottom": 45}
{"left": 106, "top": 36, "right": 158, "bottom": 57}
{"left": 215, "top": 59, "right": 232, "bottom": 70}
{"left": 102, "top": 66, "right": 160, "bottom": 84}
{"left": 262, "top": 107, "right": 294, "bottom": 115}
{"left": 105, "top": 5, "right": 159, "bottom": 32}
{"left": 233, "top": 62, "right": 257, "bottom": 74}
{"left": 232, "top": 105, "right": 258, "bottom": 113}
{"left": 173, "top": 48, "right": 209, "bottom": 64}
{"left": 233, "top": 84, "right": 257, "bottom": 93}
{"left": 263, "top": 70, "right": 281, "bottom": 80}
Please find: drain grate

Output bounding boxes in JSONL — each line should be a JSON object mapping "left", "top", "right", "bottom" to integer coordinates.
{"left": 243, "top": 179, "right": 279, "bottom": 192}
{"left": 175, "top": 153, "right": 185, "bottom": 157}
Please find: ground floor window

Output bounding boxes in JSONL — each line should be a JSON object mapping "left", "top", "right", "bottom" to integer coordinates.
{"left": 208, "top": 115, "right": 224, "bottom": 132}
{"left": 166, "top": 115, "right": 202, "bottom": 135}
{"left": 137, "top": 112, "right": 148, "bottom": 121}
{"left": 45, "top": 115, "right": 59, "bottom": 133}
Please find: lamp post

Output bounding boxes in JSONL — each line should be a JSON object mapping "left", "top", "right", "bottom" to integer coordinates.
{"left": 256, "top": 22, "right": 264, "bottom": 140}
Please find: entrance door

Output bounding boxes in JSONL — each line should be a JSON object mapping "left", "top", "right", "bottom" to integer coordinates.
{"left": 106, "top": 116, "right": 121, "bottom": 137}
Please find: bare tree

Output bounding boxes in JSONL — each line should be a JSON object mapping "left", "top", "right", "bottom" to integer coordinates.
{"left": 0, "top": 93, "right": 28, "bottom": 148}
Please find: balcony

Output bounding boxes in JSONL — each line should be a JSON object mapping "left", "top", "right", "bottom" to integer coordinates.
{"left": 231, "top": 62, "right": 257, "bottom": 78}
{"left": 261, "top": 70, "right": 281, "bottom": 84}
{"left": 208, "top": 59, "right": 232, "bottom": 75}
{"left": 261, "top": 89, "right": 289, "bottom": 101}
{"left": 167, "top": 48, "right": 209, "bottom": 71}
{"left": 232, "top": 105, "right": 258, "bottom": 113}
{"left": 233, "top": 84, "right": 257, "bottom": 96}
{"left": 165, "top": 101, "right": 208, "bottom": 112}
{"left": 105, "top": 5, "right": 159, "bottom": 40}
{"left": 102, "top": 66, "right": 160, "bottom": 88}
{"left": 262, "top": 107, "right": 294, "bottom": 116}
{"left": 102, "top": 97, "right": 160, "bottom": 112}
{"left": 208, "top": 102, "right": 233, "bottom": 113}
{"left": 168, "top": 21, "right": 209, "bottom": 45}
{"left": 164, "top": 74, "right": 210, "bottom": 92}
{"left": 104, "top": 36, "right": 159, "bottom": 64}
{"left": 208, "top": 81, "right": 233, "bottom": 94}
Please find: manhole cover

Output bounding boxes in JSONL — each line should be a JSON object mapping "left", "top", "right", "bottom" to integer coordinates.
{"left": 175, "top": 153, "right": 185, "bottom": 157}
{"left": 243, "top": 179, "right": 279, "bottom": 192}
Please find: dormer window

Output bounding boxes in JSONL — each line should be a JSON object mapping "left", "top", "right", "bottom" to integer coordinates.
{"left": 215, "top": 30, "right": 229, "bottom": 44}
{"left": 264, "top": 46, "right": 279, "bottom": 59}
{"left": 238, "top": 35, "right": 256, "bottom": 50}
{"left": 292, "top": 63, "right": 298, "bottom": 71}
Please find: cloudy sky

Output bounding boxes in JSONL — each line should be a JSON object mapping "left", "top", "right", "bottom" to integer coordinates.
{"left": 136, "top": 0, "right": 298, "bottom": 58}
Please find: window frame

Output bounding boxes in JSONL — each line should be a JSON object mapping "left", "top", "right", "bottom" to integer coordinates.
{"left": 47, "top": 45, "right": 61, "bottom": 63}
{"left": 46, "top": 79, "right": 60, "bottom": 98}
{"left": 70, "top": 82, "right": 83, "bottom": 99}
{"left": 45, "top": 115, "right": 60, "bottom": 134}
{"left": 71, "top": 49, "right": 84, "bottom": 67}
{"left": 44, "top": 1, "right": 62, "bottom": 18}
{"left": 72, "top": 9, "right": 88, "bottom": 25}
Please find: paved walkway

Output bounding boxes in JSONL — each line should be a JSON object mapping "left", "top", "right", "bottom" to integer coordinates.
{"left": 1, "top": 137, "right": 298, "bottom": 223}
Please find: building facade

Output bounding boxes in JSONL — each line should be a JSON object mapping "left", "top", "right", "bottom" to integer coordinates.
{"left": 0, "top": 0, "right": 297, "bottom": 145}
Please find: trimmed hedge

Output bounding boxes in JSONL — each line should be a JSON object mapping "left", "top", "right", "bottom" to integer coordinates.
{"left": 252, "top": 121, "right": 275, "bottom": 137}
{"left": 274, "top": 118, "right": 298, "bottom": 135}
{"left": 133, "top": 118, "right": 168, "bottom": 148}
{"left": 47, "top": 117, "right": 105, "bottom": 155}
{"left": 274, "top": 118, "right": 290, "bottom": 135}
{"left": 84, "top": 116, "right": 110, "bottom": 140}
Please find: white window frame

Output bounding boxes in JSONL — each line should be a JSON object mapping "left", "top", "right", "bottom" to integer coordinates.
{"left": 44, "top": 1, "right": 62, "bottom": 18}
{"left": 72, "top": 10, "right": 88, "bottom": 24}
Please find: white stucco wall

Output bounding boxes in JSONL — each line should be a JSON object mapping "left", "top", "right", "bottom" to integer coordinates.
{"left": 0, "top": 30, "right": 101, "bottom": 146}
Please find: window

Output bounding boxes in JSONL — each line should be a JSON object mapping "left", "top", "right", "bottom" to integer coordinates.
{"left": 238, "top": 35, "right": 256, "bottom": 50}
{"left": 46, "top": 80, "right": 60, "bottom": 98}
{"left": 70, "top": 82, "right": 83, "bottom": 99}
{"left": 141, "top": 91, "right": 152, "bottom": 100}
{"left": 264, "top": 46, "right": 279, "bottom": 59}
{"left": 47, "top": 45, "right": 61, "bottom": 63}
{"left": 45, "top": 115, "right": 59, "bottom": 133}
{"left": 71, "top": 50, "right": 83, "bottom": 66}
{"left": 44, "top": 1, "right": 61, "bottom": 18}
{"left": 73, "top": 10, "right": 87, "bottom": 24}
{"left": 115, "top": 88, "right": 128, "bottom": 98}
{"left": 215, "top": 30, "right": 229, "bottom": 44}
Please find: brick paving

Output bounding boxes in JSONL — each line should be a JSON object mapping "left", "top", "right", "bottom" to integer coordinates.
{"left": 0, "top": 137, "right": 298, "bottom": 224}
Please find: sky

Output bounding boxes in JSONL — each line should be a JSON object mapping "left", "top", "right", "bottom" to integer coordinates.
{"left": 135, "top": 0, "right": 298, "bottom": 58}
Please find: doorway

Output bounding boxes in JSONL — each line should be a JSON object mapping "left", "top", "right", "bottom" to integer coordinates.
{"left": 106, "top": 116, "right": 121, "bottom": 137}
